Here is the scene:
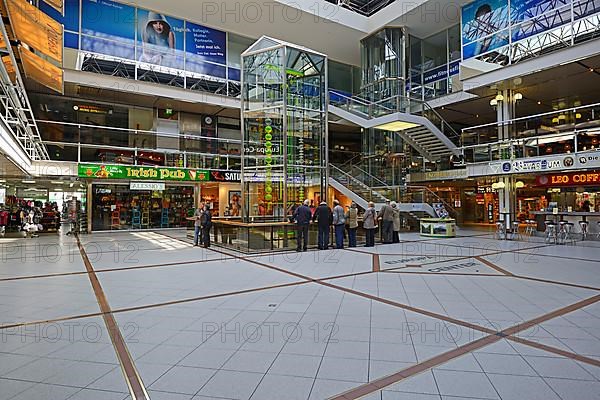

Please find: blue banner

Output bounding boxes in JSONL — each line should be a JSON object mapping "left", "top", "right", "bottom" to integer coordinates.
{"left": 81, "top": 0, "right": 136, "bottom": 60}
{"left": 462, "top": 0, "right": 509, "bottom": 45}
{"left": 185, "top": 21, "right": 226, "bottom": 70}
{"left": 137, "top": 10, "right": 185, "bottom": 70}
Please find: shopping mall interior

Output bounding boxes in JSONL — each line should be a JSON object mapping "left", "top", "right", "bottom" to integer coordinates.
{"left": 0, "top": 0, "right": 599, "bottom": 399}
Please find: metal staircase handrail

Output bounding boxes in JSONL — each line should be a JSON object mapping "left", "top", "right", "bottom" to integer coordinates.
{"left": 404, "top": 185, "right": 458, "bottom": 217}
{"left": 346, "top": 163, "right": 390, "bottom": 188}
{"left": 329, "top": 164, "right": 389, "bottom": 202}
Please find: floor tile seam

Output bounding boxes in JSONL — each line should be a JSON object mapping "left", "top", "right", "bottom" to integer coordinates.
{"left": 75, "top": 235, "right": 150, "bottom": 400}
{"left": 510, "top": 249, "right": 600, "bottom": 264}
{"left": 506, "top": 335, "right": 600, "bottom": 367}
{"left": 186, "top": 238, "right": 503, "bottom": 338}
{"left": 328, "top": 293, "right": 600, "bottom": 399}
{"left": 145, "top": 306, "right": 251, "bottom": 394}
{"left": 306, "top": 284, "right": 349, "bottom": 399}
{"left": 243, "top": 280, "right": 329, "bottom": 400}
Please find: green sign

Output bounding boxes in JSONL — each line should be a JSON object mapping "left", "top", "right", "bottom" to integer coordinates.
{"left": 78, "top": 164, "right": 210, "bottom": 182}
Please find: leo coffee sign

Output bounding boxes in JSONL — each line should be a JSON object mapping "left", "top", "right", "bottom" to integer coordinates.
{"left": 78, "top": 164, "right": 210, "bottom": 182}
{"left": 536, "top": 171, "right": 600, "bottom": 187}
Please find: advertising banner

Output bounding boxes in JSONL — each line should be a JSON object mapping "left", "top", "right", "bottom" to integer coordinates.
{"left": 19, "top": 47, "right": 64, "bottom": 94}
{"left": 185, "top": 21, "right": 226, "bottom": 74}
{"left": 462, "top": 0, "right": 510, "bottom": 57}
{"left": 81, "top": 0, "right": 135, "bottom": 60}
{"left": 137, "top": 10, "right": 185, "bottom": 70}
{"left": 78, "top": 163, "right": 211, "bottom": 182}
{"left": 510, "top": 0, "right": 571, "bottom": 42}
{"left": 7, "top": 0, "right": 63, "bottom": 63}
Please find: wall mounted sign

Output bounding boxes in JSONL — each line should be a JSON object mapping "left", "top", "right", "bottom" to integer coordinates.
{"left": 484, "top": 151, "right": 600, "bottom": 176}
{"left": 130, "top": 182, "right": 165, "bottom": 191}
{"left": 536, "top": 171, "right": 600, "bottom": 187}
{"left": 78, "top": 163, "right": 210, "bottom": 182}
{"left": 210, "top": 171, "right": 241, "bottom": 182}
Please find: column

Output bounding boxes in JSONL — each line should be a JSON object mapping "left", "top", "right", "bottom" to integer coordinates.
{"left": 496, "top": 89, "right": 517, "bottom": 227}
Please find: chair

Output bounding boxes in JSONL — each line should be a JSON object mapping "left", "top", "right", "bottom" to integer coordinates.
{"left": 110, "top": 208, "right": 120, "bottom": 230}
{"left": 559, "top": 221, "right": 575, "bottom": 244}
{"left": 141, "top": 209, "right": 150, "bottom": 229}
{"left": 524, "top": 219, "right": 536, "bottom": 237}
{"left": 579, "top": 221, "right": 588, "bottom": 241}
{"left": 511, "top": 221, "right": 522, "bottom": 240}
{"left": 544, "top": 221, "right": 557, "bottom": 244}
{"left": 494, "top": 221, "right": 506, "bottom": 240}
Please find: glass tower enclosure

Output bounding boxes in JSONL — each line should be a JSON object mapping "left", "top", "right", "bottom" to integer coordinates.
{"left": 360, "top": 27, "right": 407, "bottom": 102}
{"left": 241, "top": 37, "right": 328, "bottom": 222}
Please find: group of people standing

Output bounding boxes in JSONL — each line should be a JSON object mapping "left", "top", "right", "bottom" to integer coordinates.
{"left": 193, "top": 203, "right": 212, "bottom": 248}
{"left": 292, "top": 198, "right": 402, "bottom": 251}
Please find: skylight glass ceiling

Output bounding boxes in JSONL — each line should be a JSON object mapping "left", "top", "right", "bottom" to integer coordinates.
{"left": 324, "top": 0, "right": 397, "bottom": 16}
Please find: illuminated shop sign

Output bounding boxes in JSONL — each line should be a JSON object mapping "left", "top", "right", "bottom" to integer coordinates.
{"left": 536, "top": 171, "right": 600, "bottom": 187}
{"left": 78, "top": 164, "right": 210, "bottom": 182}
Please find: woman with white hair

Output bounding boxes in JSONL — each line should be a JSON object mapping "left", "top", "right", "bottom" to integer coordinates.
{"left": 391, "top": 201, "right": 401, "bottom": 243}
{"left": 363, "top": 201, "right": 377, "bottom": 247}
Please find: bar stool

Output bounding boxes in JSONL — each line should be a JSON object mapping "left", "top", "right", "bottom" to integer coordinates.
{"left": 544, "top": 220, "right": 557, "bottom": 244}
{"left": 560, "top": 222, "right": 575, "bottom": 245}
{"left": 494, "top": 221, "right": 506, "bottom": 240}
{"left": 511, "top": 221, "right": 523, "bottom": 240}
{"left": 578, "top": 221, "right": 588, "bottom": 241}
{"left": 524, "top": 219, "right": 536, "bottom": 237}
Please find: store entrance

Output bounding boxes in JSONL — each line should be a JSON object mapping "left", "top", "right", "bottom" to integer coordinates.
{"left": 92, "top": 184, "right": 195, "bottom": 231}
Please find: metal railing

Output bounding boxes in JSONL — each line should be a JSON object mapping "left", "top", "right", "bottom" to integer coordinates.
{"left": 37, "top": 120, "right": 243, "bottom": 169}
{"left": 461, "top": 102, "right": 600, "bottom": 163}
{"left": 329, "top": 91, "right": 461, "bottom": 144}
{"left": 0, "top": 20, "right": 48, "bottom": 161}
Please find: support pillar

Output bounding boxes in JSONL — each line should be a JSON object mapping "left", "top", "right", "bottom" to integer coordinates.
{"left": 496, "top": 89, "right": 517, "bottom": 227}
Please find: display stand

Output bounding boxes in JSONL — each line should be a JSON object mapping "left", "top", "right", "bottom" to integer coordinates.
{"left": 131, "top": 208, "right": 141, "bottom": 229}
{"left": 420, "top": 218, "right": 457, "bottom": 237}
{"left": 111, "top": 208, "right": 120, "bottom": 230}
{"left": 160, "top": 208, "right": 169, "bottom": 228}
{"left": 141, "top": 209, "right": 150, "bottom": 228}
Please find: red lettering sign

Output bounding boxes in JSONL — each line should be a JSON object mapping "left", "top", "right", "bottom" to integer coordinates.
{"left": 537, "top": 171, "right": 600, "bottom": 187}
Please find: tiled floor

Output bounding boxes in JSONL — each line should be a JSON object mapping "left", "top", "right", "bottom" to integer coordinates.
{"left": 0, "top": 228, "right": 599, "bottom": 400}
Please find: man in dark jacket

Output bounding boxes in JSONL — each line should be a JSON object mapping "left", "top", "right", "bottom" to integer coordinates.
{"left": 293, "top": 199, "right": 312, "bottom": 251}
{"left": 200, "top": 205, "right": 212, "bottom": 248}
{"left": 312, "top": 201, "right": 332, "bottom": 250}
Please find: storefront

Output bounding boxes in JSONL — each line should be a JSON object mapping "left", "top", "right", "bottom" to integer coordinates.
{"left": 535, "top": 170, "right": 600, "bottom": 212}
{"left": 79, "top": 164, "right": 241, "bottom": 231}
{"left": 0, "top": 178, "right": 87, "bottom": 236}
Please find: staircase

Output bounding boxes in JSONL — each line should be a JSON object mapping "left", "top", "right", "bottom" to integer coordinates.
{"left": 329, "top": 92, "right": 460, "bottom": 162}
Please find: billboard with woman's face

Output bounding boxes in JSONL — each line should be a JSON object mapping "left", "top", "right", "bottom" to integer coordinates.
{"left": 137, "top": 10, "right": 185, "bottom": 70}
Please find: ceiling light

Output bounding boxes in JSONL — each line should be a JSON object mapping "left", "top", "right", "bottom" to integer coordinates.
{"left": 590, "top": 68, "right": 595, "bottom": 72}
{"left": 489, "top": 98, "right": 498, "bottom": 106}
{"left": 50, "top": 181, "right": 63, "bottom": 185}
{"left": 495, "top": 94, "right": 504, "bottom": 102}
{"left": 373, "top": 121, "right": 420, "bottom": 132}
{"left": 496, "top": 181, "right": 506, "bottom": 189}
{"left": 514, "top": 92, "right": 523, "bottom": 101}
{"left": 515, "top": 181, "right": 525, "bottom": 189}
{"left": 537, "top": 101, "right": 541, "bottom": 105}
{"left": 575, "top": 113, "right": 582, "bottom": 119}
{"left": 22, "top": 180, "right": 35, "bottom": 184}
{"left": 0, "top": 179, "right": 5, "bottom": 183}
{"left": 54, "top": 188, "right": 63, "bottom": 191}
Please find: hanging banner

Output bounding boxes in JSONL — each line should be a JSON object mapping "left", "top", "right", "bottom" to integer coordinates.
{"left": 461, "top": 0, "right": 510, "bottom": 58}
{"left": 137, "top": 10, "right": 185, "bottom": 70}
{"left": 6, "top": 0, "right": 63, "bottom": 63}
{"left": 78, "top": 163, "right": 211, "bottom": 182}
{"left": 81, "top": 0, "right": 135, "bottom": 60}
{"left": 19, "top": 47, "right": 64, "bottom": 93}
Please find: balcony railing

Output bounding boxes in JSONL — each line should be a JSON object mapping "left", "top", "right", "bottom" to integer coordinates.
{"left": 38, "top": 120, "right": 243, "bottom": 169}
{"left": 461, "top": 103, "right": 600, "bottom": 163}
